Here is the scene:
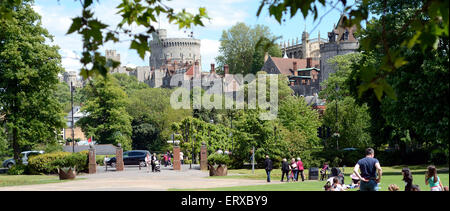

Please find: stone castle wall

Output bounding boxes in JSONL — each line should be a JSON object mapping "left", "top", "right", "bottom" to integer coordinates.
{"left": 319, "top": 41, "right": 359, "bottom": 83}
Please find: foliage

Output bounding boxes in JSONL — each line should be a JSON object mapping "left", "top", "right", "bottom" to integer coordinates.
{"left": 207, "top": 153, "right": 231, "bottom": 166}
{"left": 319, "top": 53, "right": 362, "bottom": 101}
{"left": 321, "top": 97, "right": 372, "bottom": 149}
{"left": 347, "top": 5, "right": 449, "bottom": 163}
{"left": 216, "top": 22, "right": 281, "bottom": 75}
{"left": 258, "top": 0, "right": 448, "bottom": 100}
{"left": 7, "top": 164, "right": 27, "bottom": 175}
{"left": 27, "top": 151, "right": 89, "bottom": 175}
{"left": 127, "top": 87, "right": 191, "bottom": 151}
{"left": 0, "top": 2, "right": 66, "bottom": 161}
{"left": 76, "top": 75, "right": 132, "bottom": 150}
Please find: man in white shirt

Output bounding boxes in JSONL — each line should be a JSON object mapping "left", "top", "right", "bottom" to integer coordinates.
{"left": 180, "top": 151, "right": 184, "bottom": 164}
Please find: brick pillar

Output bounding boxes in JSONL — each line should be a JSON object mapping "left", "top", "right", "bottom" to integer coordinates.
{"left": 88, "top": 146, "right": 96, "bottom": 174}
{"left": 200, "top": 142, "right": 208, "bottom": 170}
{"left": 116, "top": 144, "right": 124, "bottom": 171}
{"left": 173, "top": 145, "right": 181, "bottom": 170}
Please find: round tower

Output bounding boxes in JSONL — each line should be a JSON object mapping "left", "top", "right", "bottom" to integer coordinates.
{"left": 149, "top": 29, "right": 201, "bottom": 71}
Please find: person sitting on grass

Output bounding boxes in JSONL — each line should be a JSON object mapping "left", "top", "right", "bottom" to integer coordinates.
{"left": 331, "top": 177, "right": 345, "bottom": 191}
{"left": 402, "top": 167, "right": 414, "bottom": 191}
{"left": 388, "top": 184, "right": 399, "bottom": 191}
{"left": 349, "top": 173, "right": 360, "bottom": 189}
{"left": 425, "top": 165, "right": 443, "bottom": 191}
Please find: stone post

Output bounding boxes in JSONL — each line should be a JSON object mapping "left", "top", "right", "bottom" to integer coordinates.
{"left": 173, "top": 145, "right": 181, "bottom": 170}
{"left": 116, "top": 144, "right": 124, "bottom": 171}
{"left": 200, "top": 142, "right": 208, "bottom": 171}
{"left": 88, "top": 145, "right": 96, "bottom": 174}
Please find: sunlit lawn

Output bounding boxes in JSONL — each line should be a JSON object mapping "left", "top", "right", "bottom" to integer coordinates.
{"left": 0, "top": 175, "right": 84, "bottom": 187}
{"left": 172, "top": 165, "right": 449, "bottom": 191}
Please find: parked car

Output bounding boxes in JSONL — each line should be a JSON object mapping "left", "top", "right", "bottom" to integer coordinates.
{"left": 106, "top": 150, "right": 150, "bottom": 168}
{"left": 2, "top": 151, "right": 44, "bottom": 169}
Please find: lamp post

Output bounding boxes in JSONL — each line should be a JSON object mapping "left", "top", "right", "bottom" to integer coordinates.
{"left": 71, "top": 81, "right": 75, "bottom": 153}
{"left": 335, "top": 83, "right": 339, "bottom": 150}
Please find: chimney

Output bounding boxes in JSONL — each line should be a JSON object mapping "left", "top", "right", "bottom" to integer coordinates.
{"left": 293, "top": 61, "right": 298, "bottom": 76}
{"left": 307, "top": 57, "right": 312, "bottom": 68}
{"left": 211, "top": 63, "right": 215, "bottom": 74}
{"left": 224, "top": 64, "right": 229, "bottom": 75}
{"left": 264, "top": 52, "right": 269, "bottom": 63}
{"left": 194, "top": 60, "right": 199, "bottom": 76}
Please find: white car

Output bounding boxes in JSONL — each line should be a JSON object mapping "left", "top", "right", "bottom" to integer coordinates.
{"left": 2, "top": 151, "right": 44, "bottom": 168}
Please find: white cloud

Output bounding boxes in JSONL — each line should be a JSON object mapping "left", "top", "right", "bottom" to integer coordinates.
{"left": 200, "top": 39, "right": 220, "bottom": 71}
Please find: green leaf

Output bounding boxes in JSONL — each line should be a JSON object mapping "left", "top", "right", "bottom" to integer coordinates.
{"left": 67, "top": 17, "right": 83, "bottom": 34}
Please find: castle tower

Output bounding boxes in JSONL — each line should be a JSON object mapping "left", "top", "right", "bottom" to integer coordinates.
{"left": 301, "top": 29, "right": 310, "bottom": 58}
{"left": 149, "top": 29, "right": 201, "bottom": 71}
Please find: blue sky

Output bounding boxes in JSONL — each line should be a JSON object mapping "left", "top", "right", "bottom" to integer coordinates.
{"left": 32, "top": 0, "right": 356, "bottom": 74}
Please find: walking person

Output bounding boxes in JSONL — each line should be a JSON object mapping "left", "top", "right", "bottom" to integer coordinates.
{"left": 151, "top": 153, "right": 157, "bottom": 172}
{"left": 291, "top": 158, "right": 298, "bottom": 181}
{"left": 353, "top": 148, "right": 382, "bottom": 191}
{"left": 425, "top": 165, "right": 443, "bottom": 191}
{"left": 180, "top": 151, "right": 184, "bottom": 165}
{"left": 264, "top": 155, "right": 273, "bottom": 183}
{"left": 145, "top": 153, "right": 151, "bottom": 173}
{"left": 297, "top": 157, "right": 305, "bottom": 182}
{"left": 281, "top": 158, "right": 290, "bottom": 182}
{"left": 163, "top": 153, "right": 168, "bottom": 167}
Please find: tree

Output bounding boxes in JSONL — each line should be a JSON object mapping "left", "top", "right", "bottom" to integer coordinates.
{"left": 76, "top": 75, "right": 132, "bottom": 150}
{"left": 127, "top": 87, "right": 191, "bottom": 151}
{"left": 216, "top": 23, "right": 281, "bottom": 75}
{"left": 111, "top": 73, "right": 148, "bottom": 95}
{"left": 0, "top": 3, "right": 66, "bottom": 161}
{"left": 347, "top": 3, "right": 449, "bottom": 163}
{"left": 322, "top": 96, "right": 372, "bottom": 149}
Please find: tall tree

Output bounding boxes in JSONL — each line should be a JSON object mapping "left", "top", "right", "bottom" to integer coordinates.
{"left": 0, "top": 2, "right": 65, "bottom": 161}
{"left": 76, "top": 75, "right": 133, "bottom": 150}
{"left": 216, "top": 23, "right": 281, "bottom": 75}
{"left": 348, "top": 2, "right": 449, "bottom": 162}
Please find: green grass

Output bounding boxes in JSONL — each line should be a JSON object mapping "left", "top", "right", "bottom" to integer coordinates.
{"left": 0, "top": 175, "right": 84, "bottom": 187}
{"left": 171, "top": 165, "right": 449, "bottom": 191}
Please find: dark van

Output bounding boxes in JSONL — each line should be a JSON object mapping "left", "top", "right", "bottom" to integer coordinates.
{"left": 106, "top": 150, "right": 150, "bottom": 168}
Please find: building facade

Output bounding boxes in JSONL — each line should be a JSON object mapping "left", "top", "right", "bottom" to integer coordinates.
{"left": 319, "top": 15, "right": 359, "bottom": 83}
{"left": 280, "top": 30, "right": 327, "bottom": 60}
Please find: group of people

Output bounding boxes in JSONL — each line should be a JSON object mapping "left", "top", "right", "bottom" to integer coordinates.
{"left": 263, "top": 155, "right": 305, "bottom": 183}
{"left": 263, "top": 148, "right": 447, "bottom": 191}
{"left": 144, "top": 153, "right": 160, "bottom": 173}
{"left": 324, "top": 148, "right": 448, "bottom": 191}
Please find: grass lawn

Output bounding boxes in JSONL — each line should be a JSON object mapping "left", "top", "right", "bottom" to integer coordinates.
{"left": 0, "top": 175, "right": 85, "bottom": 187}
{"left": 171, "top": 165, "right": 449, "bottom": 191}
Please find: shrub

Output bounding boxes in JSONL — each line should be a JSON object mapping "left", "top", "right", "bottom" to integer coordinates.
{"left": 7, "top": 164, "right": 27, "bottom": 175}
{"left": 208, "top": 153, "right": 231, "bottom": 166}
{"left": 27, "top": 151, "right": 89, "bottom": 175}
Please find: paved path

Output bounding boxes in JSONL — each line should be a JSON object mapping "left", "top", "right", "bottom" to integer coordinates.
{"left": 0, "top": 165, "right": 273, "bottom": 191}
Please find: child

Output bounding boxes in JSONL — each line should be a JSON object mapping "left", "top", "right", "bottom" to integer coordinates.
{"left": 425, "top": 165, "right": 443, "bottom": 191}
{"left": 331, "top": 177, "right": 345, "bottom": 191}
{"left": 349, "top": 173, "right": 360, "bottom": 189}
{"left": 402, "top": 167, "right": 413, "bottom": 191}
{"left": 320, "top": 162, "right": 329, "bottom": 181}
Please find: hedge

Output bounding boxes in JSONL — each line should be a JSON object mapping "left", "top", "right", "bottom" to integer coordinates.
{"left": 27, "top": 151, "right": 89, "bottom": 175}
